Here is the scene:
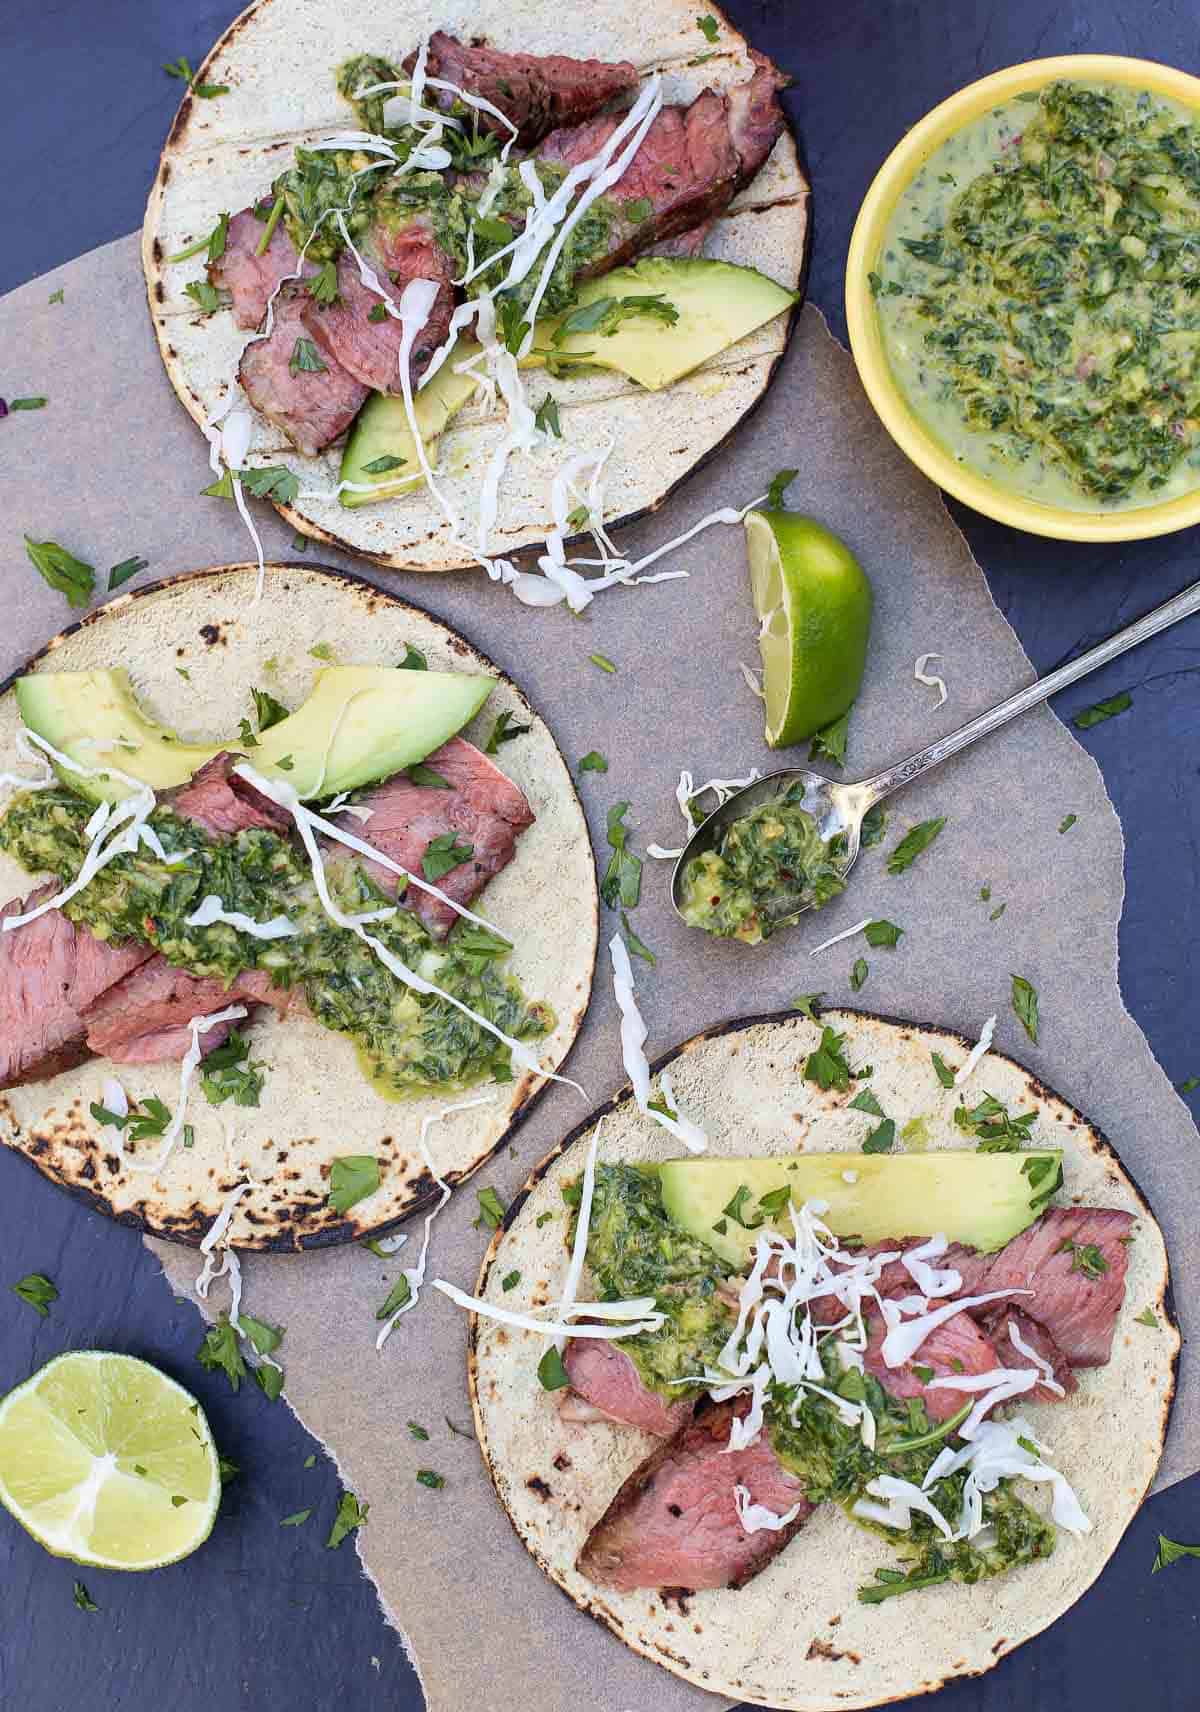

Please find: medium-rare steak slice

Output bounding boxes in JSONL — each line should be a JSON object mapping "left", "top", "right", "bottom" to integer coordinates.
{"left": 534, "top": 53, "right": 786, "bottom": 276}
{"left": 560, "top": 1339, "right": 692, "bottom": 1437}
{"left": 966, "top": 1206, "right": 1135, "bottom": 1368}
{"left": 976, "top": 1305, "right": 1078, "bottom": 1401}
{"left": 209, "top": 206, "right": 313, "bottom": 331}
{"left": 301, "top": 213, "right": 456, "bottom": 394}
{"left": 331, "top": 737, "right": 535, "bottom": 939}
{"left": 238, "top": 286, "right": 369, "bottom": 457}
{"left": 0, "top": 885, "right": 153, "bottom": 1089}
{"left": 82, "top": 960, "right": 290, "bottom": 1064}
{"left": 577, "top": 1399, "right": 812, "bottom": 1592}
{"left": 404, "top": 31, "right": 638, "bottom": 147}
{"left": 863, "top": 1308, "right": 1001, "bottom": 1422}
{"left": 165, "top": 752, "right": 293, "bottom": 839}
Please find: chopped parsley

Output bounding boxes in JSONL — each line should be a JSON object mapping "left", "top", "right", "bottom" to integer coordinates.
{"left": 485, "top": 709, "right": 532, "bottom": 752}
{"left": 251, "top": 686, "right": 289, "bottom": 731}
{"left": 887, "top": 817, "right": 946, "bottom": 874}
{"left": 1010, "top": 974, "right": 1039, "bottom": 1043}
{"left": 73, "top": 1581, "right": 98, "bottom": 1613}
{"left": 600, "top": 801, "right": 642, "bottom": 909}
{"left": 1135, "top": 1307, "right": 1160, "bottom": 1328}
{"left": 405, "top": 762, "right": 450, "bottom": 789}
{"left": 240, "top": 465, "right": 300, "bottom": 504}
{"left": 578, "top": 750, "right": 608, "bottom": 773}
{"left": 416, "top": 1470, "right": 445, "bottom": 1489}
{"left": 1073, "top": 692, "right": 1131, "bottom": 730}
{"left": 501, "top": 1270, "right": 521, "bottom": 1292}
{"left": 765, "top": 467, "right": 798, "bottom": 509}
{"left": 931, "top": 1051, "right": 956, "bottom": 1089}
{"left": 804, "top": 1026, "right": 853, "bottom": 1092}
{"left": 326, "top": 1490, "right": 369, "bottom": 1548}
{"left": 1058, "top": 1240, "right": 1109, "bottom": 1280}
{"left": 24, "top": 536, "right": 95, "bottom": 608}
{"left": 196, "top": 1313, "right": 247, "bottom": 1391}
{"left": 864, "top": 919, "right": 903, "bottom": 948}
{"left": 860, "top": 805, "right": 887, "bottom": 848}
{"left": 408, "top": 1422, "right": 430, "bottom": 1440}
{"left": 553, "top": 293, "right": 678, "bottom": 344}
{"left": 954, "top": 1093, "right": 1037, "bottom": 1151}
{"left": 184, "top": 280, "right": 227, "bottom": 314}
{"left": 1058, "top": 814, "right": 1077, "bottom": 834}
{"left": 621, "top": 910, "right": 655, "bottom": 966}
{"left": 474, "top": 1186, "right": 507, "bottom": 1230}
{"left": 280, "top": 1509, "right": 312, "bottom": 1527}
{"left": 328, "top": 1155, "right": 380, "bottom": 1215}
{"left": 200, "top": 1030, "right": 267, "bottom": 1108}
{"left": 12, "top": 1272, "right": 58, "bottom": 1316}
{"left": 534, "top": 394, "right": 561, "bottom": 437}
{"left": 376, "top": 1276, "right": 411, "bottom": 1320}
{"left": 289, "top": 337, "right": 327, "bottom": 376}
{"left": 398, "top": 644, "right": 426, "bottom": 669}
{"left": 11, "top": 396, "right": 47, "bottom": 411}
{"left": 361, "top": 454, "right": 406, "bottom": 474}
{"left": 810, "top": 707, "right": 850, "bottom": 768}
{"left": 850, "top": 957, "right": 868, "bottom": 991}
{"left": 1152, "top": 1534, "right": 1200, "bottom": 1572}
{"left": 862, "top": 1118, "right": 896, "bottom": 1154}
{"left": 107, "top": 555, "right": 148, "bottom": 591}
{"left": 422, "top": 832, "right": 474, "bottom": 882}
{"left": 306, "top": 259, "right": 339, "bottom": 305}
{"left": 848, "top": 1088, "right": 885, "bottom": 1117}
{"left": 793, "top": 992, "right": 824, "bottom": 1020}
{"left": 696, "top": 13, "right": 720, "bottom": 41}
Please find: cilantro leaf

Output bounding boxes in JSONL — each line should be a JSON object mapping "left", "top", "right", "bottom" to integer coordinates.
{"left": 280, "top": 1509, "right": 312, "bottom": 1527}
{"left": 239, "top": 465, "right": 300, "bottom": 505}
{"left": 163, "top": 56, "right": 195, "bottom": 82}
{"left": 850, "top": 957, "right": 868, "bottom": 991}
{"left": 408, "top": 1422, "right": 429, "bottom": 1440}
{"left": 1058, "top": 1239, "right": 1109, "bottom": 1280}
{"left": 810, "top": 707, "right": 850, "bottom": 768}
{"left": 600, "top": 801, "right": 642, "bottom": 909}
{"left": 24, "top": 536, "right": 95, "bottom": 608}
{"left": 1073, "top": 692, "right": 1131, "bottom": 730}
{"left": 239, "top": 1313, "right": 283, "bottom": 1357}
{"left": 398, "top": 644, "right": 426, "bottom": 670}
{"left": 289, "top": 337, "right": 327, "bottom": 376}
{"left": 792, "top": 992, "right": 824, "bottom": 1020}
{"left": 621, "top": 910, "right": 655, "bottom": 966}
{"left": 848, "top": 1088, "right": 885, "bottom": 1117}
{"left": 377, "top": 1276, "right": 411, "bottom": 1320}
{"left": 107, "top": 556, "right": 148, "bottom": 592}
{"left": 73, "top": 1581, "right": 98, "bottom": 1613}
{"left": 696, "top": 13, "right": 720, "bottom": 40}
{"left": 416, "top": 1469, "right": 445, "bottom": 1489}
{"left": 722, "top": 1184, "right": 760, "bottom": 1227}
{"left": 251, "top": 686, "right": 289, "bottom": 731}
{"left": 422, "top": 832, "right": 474, "bottom": 882}
{"left": 931, "top": 1051, "right": 956, "bottom": 1089}
{"left": 200, "top": 1033, "right": 267, "bottom": 1108}
{"left": 805, "top": 1026, "right": 852, "bottom": 1091}
{"left": 765, "top": 468, "right": 798, "bottom": 509}
{"left": 1135, "top": 1306, "right": 1160, "bottom": 1328}
{"left": 11, "top": 396, "right": 47, "bottom": 411}
{"left": 368, "top": 302, "right": 389, "bottom": 323}
{"left": 954, "top": 1093, "right": 1038, "bottom": 1151}
{"left": 537, "top": 1346, "right": 570, "bottom": 1390}
{"left": 1058, "top": 813, "right": 1077, "bottom": 834}
{"left": 328, "top": 1155, "right": 380, "bottom": 1215}
{"left": 887, "top": 817, "right": 946, "bottom": 874}
{"left": 196, "top": 1313, "right": 246, "bottom": 1391}
{"left": 862, "top": 1118, "right": 896, "bottom": 1154}
{"left": 860, "top": 805, "right": 887, "bottom": 848}
{"left": 864, "top": 919, "right": 903, "bottom": 948}
{"left": 13, "top": 1272, "right": 57, "bottom": 1316}
{"left": 405, "top": 762, "right": 451, "bottom": 789}
{"left": 485, "top": 709, "right": 532, "bottom": 753}
{"left": 362, "top": 454, "right": 406, "bottom": 474}
{"left": 578, "top": 750, "right": 608, "bottom": 773}
{"left": 326, "top": 1491, "right": 369, "bottom": 1549}
{"left": 306, "top": 259, "right": 340, "bottom": 305}
{"left": 589, "top": 652, "right": 616, "bottom": 673}
{"left": 184, "top": 280, "right": 228, "bottom": 315}
{"left": 534, "top": 394, "right": 561, "bottom": 437}
{"left": 237, "top": 717, "right": 260, "bottom": 749}
{"left": 1011, "top": 974, "right": 1039, "bottom": 1043}
{"left": 502, "top": 1270, "right": 521, "bottom": 1292}
{"left": 553, "top": 293, "right": 678, "bottom": 345}
{"left": 474, "top": 1186, "right": 506, "bottom": 1230}
{"left": 1153, "top": 1534, "right": 1200, "bottom": 1572}
{"left": 254, "top": 1364, "right": 284, "bottom": 1402}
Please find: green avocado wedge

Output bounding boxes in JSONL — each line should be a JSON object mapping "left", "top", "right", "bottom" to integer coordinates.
{"left": 339, "top": 258, "right": 798, "bottom": 509}
{"left": 655, "top": 1149, "right": 1064, "bottom": 1268}
{"left": 14, "top": 665, "right": 494, "bottom": 804}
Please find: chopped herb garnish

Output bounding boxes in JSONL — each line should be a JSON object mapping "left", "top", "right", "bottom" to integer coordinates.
{"left": 912, "top": 1364, "right": 934, "bottom": 1384}
{"left": 1073, "top": 692, "right": 1131, "bottom": 730}
{"left": 368, "top": 302, "right": 390, "bottom": 323}
{"left": 848, "top": 1088, "right": 885, "bottom": 1117}
{"left": 49, "top": 288, "right": 64, "bottom": 305}
{"left": 405, "top": 762, "right": 450, "bottom": 789}
{"left": 326, "top": 1491, "right": 368, "bottom": 1549}
{"left": 24, "top": 536, "right": 95, "bottom": 608}
{"left": 201, "top": 1031, "right": 267, "bottom": 1110}
{"left": 1058, "top": 814, "right": 1077, "bottom": 834}
{"left": 600, "top": 801, "right": 642, "bottom": 909}
{"left": 422, "top": 832, "right": 474, "bottom": 882}
{"left": 240, "top": 465, "right": 300, "bottom": 504}
{"left": 251, "top": 686, "right": 289, "bottom": 731}
{"left": 887, "top": 817, "right": 946, "bottom": 874}
{"left": 398, "top": 643, "right": 426, "bottom": 670}
{"left": 765, "top": 467, "right": 798, "bottom": 509}
{"left": 12, "top": 1272, "right": 57, "bottom": 1316}
{"left": 1153, "top": 1534, "right": 1200, "bottom": 1572}
{"left": 501, "top": 1270, "right": 521, "bottom": 1292}
{"left": 289, "top": 337, "right": 327, "bottom": 376}
{"left": 554, "top": 293, "right": 678, "bottom": 344}
{"left": 589, "top": 652, "right": 616, "bottom": 673}
{"left": 408, "top": 1422, "right": 430, "bottom": 1440}
{"left": 805, "top": 1026, "right": 852, "bottom": 1092}
{"left": 621, "top": 910, "right": 655, "bottom": 966}
{"left": 280, "top": 1509, "right": 312, "bottom": 1527}
{"left": 578, "top": 750, "right": 608, "bottom": 773}
{"left": 73, "top": 1581, "right": 98, "bottom": 1613}
{"left": 11, "top": 396, "right": 47, "bottom": 411}
{"left": 1058, "top": 1239, "right": 1109, "bottom": 1280}
{"left": 537, "top": 1346, "right": 570, "bottom": 1390}
{"left": 255, "top": 1364, "right": 284, "bottom": 1403}
{"left": 474, "top": 1187, "right": 507, "bottom": 1232}
{"left": 810, "top": 707, "right": 850, "bottom": 768}
{"left": 954, "top": 1093, "right": 1037, "bottom": 1151}
{"left": 535, "top": 1211, "right": 555, "bottom": 1228}
{"left": 696, "top": 13, "right": 720, "bottom": 41}
{"left": 309, "top": 641, "right": 335, "bottom": 661}
{"left": 722, "top": 1185, "right": 758, "bottom": 1227}
{"left": 328, "top": 1155, "right": 380, "bottom": 1215}
{"left": 276, "top": 756, "right": 294, "bottom": 771}
{"left": 107, "top": 556, "right": 148, "bottom": 591}
{"left": 860, "top": 805, "right": 887, "bottom": 848}
{"left": 304, "top": 1454, "right": 316, "bottom": 1468}
{"left": 792, "top": 993, "right": 824, "bottom": 1021}
{"left": 361, "top": 454, "right": 406, "bottom": 474}
{"left": 485, "top": 709, "right": 532, "bottom": 753}
{"left": 850, "top": 957, "right": 869, "bottom": 991}
{"left": 184, "top": 280, "right": 227, "bottom": 314}
{"left": 1178, "top": 1077, "right": 1200, "bottom": 1094}
{"left": 1135, "top": 1306, "right": 1160, "bottom": 1328}
{"left": 306, "top": 259, "right": 339, "bottom": 305}
{"left": 376, "top": 1277, "right": 411, "bottom": 1320}
{"left": 534, "top": 394, "right": 561, "bottom": 437}
{"left": 237, "top": 717, "right": 260, "bottom": 749}
{"left": 931, "top": 1051, "right": 956, "bottom": 1089}
{"left": 416, "top": 1469, "right": 445, "bottom": 1489}
{"left": 990, "top": 903, "right": 1007, "bottom": 922}
{"left": 196, "top": 1313, "right": 246, "bottom": 1391}
{"left": 864, "top": 919, "right": 903, "bottom": 948}
{"left": 1011, "top": 974, "right": 1039, "bottom": 1043}
{"left": 163, "top": 56, "right": 195, "bottom": 82}
{"left": 862, "top": 1118, "right": 896, "bottom": 1154}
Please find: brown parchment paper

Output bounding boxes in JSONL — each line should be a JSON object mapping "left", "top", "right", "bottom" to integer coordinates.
{"left": 3, "top": 236, "right": 1199, "bottom": 1711}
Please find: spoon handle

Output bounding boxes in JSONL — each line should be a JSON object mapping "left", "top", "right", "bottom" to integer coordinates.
{"left": 856, "top": 575, "right": 1200, "bottom": 808}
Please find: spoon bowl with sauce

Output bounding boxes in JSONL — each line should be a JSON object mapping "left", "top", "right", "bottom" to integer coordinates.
{"left": 673, "top": 575, "right": 1200, "bottom": 934}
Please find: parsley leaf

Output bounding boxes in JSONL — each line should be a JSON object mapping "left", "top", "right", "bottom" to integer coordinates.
{"left": 196, "top": 1313, "right": 246, "bottom": 1391}
{"left": 73, "top": 1581, "right": 98, "bottom": 1613}
{"left": 1179, "top": 1077, "right": 1200, "bottom": 1094}
{"left": 553, "top": 293, "right": 678, "bottom": 344}
{"left": 863, "top": 1118, "right": 896, "bottom": 1154}
{"left": 24, "top": 536, "right": 94, "bottom": 608}
{"left": 184, "top": 280, "right": 228, "bottom": 314}
{"left": 251, "top": 686, "right": 289, "bottom": 731}
{"left": 696, "top": 12, "right": 720, "bottom": 40}
{"left": 931, "top": 1051, "right": 956, "bottom": 1089}
{"left": 578, "top": 750, "right": 608, "bottom": 773}
{"left": 107, "top": 556, "right": 148, "bottom": 591}
{"left": 240, "top": 1313, "right": 283, "bottom": 1357}
{"left": 306, "top": 259, "right": 339, "bottom": 305}
{"left": 326, "top": 1491, "right": 369, "bottom": 1549}
{"left": 765, "top": 468, "right": 798, "bottom": 509}
{"left": 810, "top": 707, "right": 850, "bottom": 768}
{"left": 621, "top": 910, "right": 655, "bottom": 966}
{"left": 864, "top": 919, "right": 903, "bottom": 948}
{"left": 422, "top": 832, "right": 474, "bottom": 882}
{"left": 289, "top": 337, "right": 327, "bottom": 376}
{"left": 237, "top": 717, "right": 260, "bottom": 749}
{"left": 1073, "top": 692, "right": 1131, "bottom": 730}
{"left": 805, "top": 1026, "right": 852, "bottom": 1091}
{"left": 13, "top": 1272, "right": 57, "bottom": 1316}
{"left": 722, "top": 1184, "right": 759, "bottom": 1227}
{"left": 1135, "top": 1306, "right": 1160, "bottom": 1328}
{"left": 49, "top": 288, "right": 64, "bottom": 305}
{"left": 850, "top": 957, "right": 868, "bottom": 991}
{"left": 195, "top": 82, "right": 230, "bottom": 99}
{"left": 537, "top": 1346, "right": 570, "bottom": 1390}
{"left": 1011, "top": 974, "right": 1039, "bottom": 1043}
{"left": 792, "top": 992, "right": 824, "bottom": 1020}
{"left": 200, "top": 1030, "right": 267, "bottom": 1108}
{"left": 240, "top": 465, "right": 300, "bottom": 504}
{"left": 474, "top": 1186, "right": 506, "bottom": 1230}
{"left": 1153, "top": 1534, "right": 1200, "bottom": 1572}
{"left": 600, "top": 801, "right": 642, "bottom": 909}
{"left": 485, "top": 709, "right": 532, "bottom": 753}
{"left": 887, "top": 817, "right": 946, "bottom": 874}
{"left": 328, "top": 1155, "right": 380, "bottom": 1215}
{"left": 1058, "top": 1239, "right": 1109, "bottom": 1280}
{"left": 534, "top": 394, "right": 561, "bottom": 438}
{"left": 954, "top": 1094, "right": 1037, "bottom": 1151}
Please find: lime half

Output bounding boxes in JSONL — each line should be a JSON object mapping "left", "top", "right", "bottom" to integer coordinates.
{"left": 744, "top": 509, "right": 873, "bottom": 748}
{"left": 0, "top": 1351, "right": 220, "bottom": 1569}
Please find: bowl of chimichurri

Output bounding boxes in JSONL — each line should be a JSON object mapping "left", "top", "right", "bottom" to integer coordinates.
{"left": 846, "top": 56, "right": 1200, "bottom": 541}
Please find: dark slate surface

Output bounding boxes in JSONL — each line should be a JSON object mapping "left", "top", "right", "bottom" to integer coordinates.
{"left": 1, "top": 3, "right": 1198, "bottom": 1708}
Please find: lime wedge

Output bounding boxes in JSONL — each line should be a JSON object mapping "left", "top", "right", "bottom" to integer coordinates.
{"left": 744, "top": 509, "right": 873, "bottom": 748}
{"left": 0, "top": 1351, "right": 220, "bottom": 1569}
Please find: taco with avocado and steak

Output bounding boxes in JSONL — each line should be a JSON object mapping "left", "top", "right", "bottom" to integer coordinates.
{"left": 143, "top": 1, "right": 809, "bottom": 571}
{"left": 0, "top": 564, "right": 596, "bottom": 1249}
{"left": 461, "top": 1012, "right": 1177, "bottom": 1710}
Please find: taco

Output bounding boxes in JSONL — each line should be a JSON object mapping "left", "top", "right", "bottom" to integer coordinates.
{"left": 463, "top": 1010, "right": 1177, "bottom": 1709}
{"left": 0, "top": 563, "right": 596, "bottom": 1249}
{"left": 142, "top": 1, "right": 809, "bottom": 572}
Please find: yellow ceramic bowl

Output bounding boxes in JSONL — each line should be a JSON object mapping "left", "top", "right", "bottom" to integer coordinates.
{"left": 845, "top": 55, "right": 1200, "bottom": 542}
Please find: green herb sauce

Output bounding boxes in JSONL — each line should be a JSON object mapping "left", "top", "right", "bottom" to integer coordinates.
{"left": 571, "top": 1162, "right": 1057, "bottom": 1601}
{"left": 0, "top": 788, "right": 550, "bottom": 1100}
{"left": 678, "top": 786, "right": 846, "bottom": 944}
{"left": 875, "top": 81, "right": 1200, "bottom": 509}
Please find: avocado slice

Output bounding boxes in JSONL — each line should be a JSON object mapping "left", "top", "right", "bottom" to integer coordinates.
{"left": 338, "top": 260, "right": 798, "bottom": 509}
{"left": 15, "top": 665, "right": 494, "bottom": 805}
{"left": 339, "top": 347, "right": 484, "bottom": 509}
{"left": 655, "top": 1150, "right": 1064, "bottom": 1267}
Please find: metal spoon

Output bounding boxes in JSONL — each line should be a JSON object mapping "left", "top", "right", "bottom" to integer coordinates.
{"left": 672, "top": 575, "right": 1200, "bottom": 932}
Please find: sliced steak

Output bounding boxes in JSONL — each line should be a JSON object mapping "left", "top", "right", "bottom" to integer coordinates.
{"left": 561, "top": 1340, "right": 692, "bottom": 1437}
{"left": 535, "top": 53, "right": 786, "bottom": 275}
{"left": 0, "top": 886, "right": 154, "bottom": 1089}
{"left": 238, "top": 285, "right": 369, "bottom": 457}
{"left": 405, "top": 31, "right": 638, "bottom": 147}
{"left": 332, "top": 737, "right": 535, "bottom": 938}
{"left": 209, "top": 206, "right": 313, "bottom": 331}
{"left": 966, "top": 1206, "right": 1135, "bottom": 1368}
{"left": 165, "top": 753, "right": 293, "bottom": 840}
{"left": 577, "top": 1399, "right": 812, "bottom": 1592}
{"left": 300, "top": 215, "right": 456, "bottom": 394}
{"left": 82, "top": 960, "right": 290, "bottom": 1064}
{"left": 977, "top": 1305, "right": 1078, "bottom": 1402}
{"left": 863, "top": 1308, "right": 1001, "bottom": 1422}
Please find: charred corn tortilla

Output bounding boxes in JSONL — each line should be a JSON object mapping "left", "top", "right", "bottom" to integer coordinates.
{"left": 469, "top": 1010, "right": 1177, "bottom": 1710}
{"left": 141, "top": 0, "right": 809, "bottom": 571}
{"left": 0, "top": 563, "right": 597, "bottom": 1250}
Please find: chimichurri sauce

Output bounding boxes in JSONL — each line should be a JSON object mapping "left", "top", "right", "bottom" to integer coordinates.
{"left": 571, "top": 1162, "right": 1057, "bottom": 1601}
{"left": 0, "top": 788, "right": 550, "bottom": 1099}
{"left": 874, "top": 81, "right": 1200, "bottom": 510}
{"left": 678, "top": 785, "right": 846, "bottom": 944}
